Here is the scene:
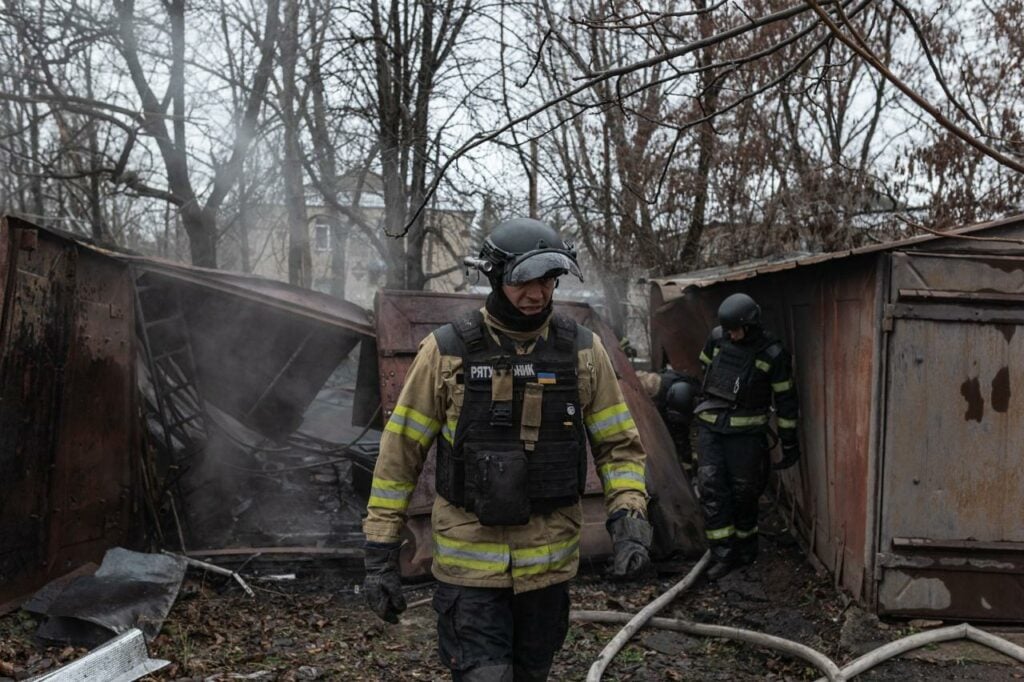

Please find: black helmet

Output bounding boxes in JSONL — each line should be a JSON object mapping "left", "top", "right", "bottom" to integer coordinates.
{"left": 718, "top": 293, "right": 760, "bottom": 330}
{"left": 466, "top": 217, "right": 583, "bottom": 285}
{"left": 664, "top": 378, "right": 699, "bottom": 417}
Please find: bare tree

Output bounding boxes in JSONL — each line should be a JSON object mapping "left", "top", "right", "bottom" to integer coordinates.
{"left": 0, "top": 0, "right": 281, "bottom": 267}
{"left": 112, "top": 0, "right": 280, "bottom": 267}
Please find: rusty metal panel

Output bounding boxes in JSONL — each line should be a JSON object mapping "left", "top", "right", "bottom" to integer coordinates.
{"left": 135, "top": 271, "right": 366, "bottom": 438}
{"left": 891, "top": 251, "right": 1024, "bottom": 297}
{"left": 123, "top": 259, "right": 374, "bottom": 336}
{"left": 374, "top": 290, "right": 704, "bottom": 576}
{"left": 649, "top": 284, "right": 715, "bottom": 377}
{"left": 878, "top": 261, "right": 1024, "bottom": 619}
{"left": 48, "top": 248, "right": 137, "bottom": 578}
{"left": 649, "top": 257, "right": 879, "bottom": 602}
{"left": 0, "top": 219, "right": 136, "bottom": 604}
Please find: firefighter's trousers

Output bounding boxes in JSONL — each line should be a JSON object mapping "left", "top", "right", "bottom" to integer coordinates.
{"left": 696, "top": 427, "right": 769, "bottom": 563}
{"left": 432, "top": 580, "right": 570, "bottom": 681}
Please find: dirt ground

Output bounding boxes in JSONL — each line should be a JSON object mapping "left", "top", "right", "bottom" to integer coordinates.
{"left": 3, "top": 503, "right": 1024, "bottom": 681}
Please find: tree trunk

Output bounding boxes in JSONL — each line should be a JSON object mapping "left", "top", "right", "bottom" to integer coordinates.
{"left": 278, "top": 0, "right": 311, "bottom": 287}
{"left": 330, "top": 220, "right": 348, "bottom": 298}
{"left": 180, "top": 204, "right": 218, "bottom": 268}
{"left": 308, "top": 1, "right": 344, "bottom": 296}
{"left": 679, "top": 0, "right": 720, "bottom": 271}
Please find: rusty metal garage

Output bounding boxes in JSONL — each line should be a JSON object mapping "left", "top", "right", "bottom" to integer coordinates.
{"left": 650, "top": 214, "right": 1024, "bottom": 622}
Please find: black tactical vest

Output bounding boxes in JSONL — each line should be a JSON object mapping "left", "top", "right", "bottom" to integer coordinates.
{"left": 433, "top": 311, "right": 592, "bottom": 526}
{"left": 702, "top": 335, "right": 778, "bottom": 409}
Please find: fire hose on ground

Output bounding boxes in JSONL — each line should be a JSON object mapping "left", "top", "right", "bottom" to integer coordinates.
{"left": 571, "top": 550, "right": 1024, "bottom": 682}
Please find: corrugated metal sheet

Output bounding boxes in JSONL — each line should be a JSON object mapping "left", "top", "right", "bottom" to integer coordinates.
{"left": 0, "top": 217, "right": 137, "bottom": 604}
{"left": 373, "top": 290, "right": 704, "bottom": 577}
{"left": 650, "top": 214, "right": 1024, "bottom": 299}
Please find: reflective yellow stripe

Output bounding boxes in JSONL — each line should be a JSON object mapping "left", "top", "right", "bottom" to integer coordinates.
{"left": 698, "top": 412, "right": 718, "bottom": 424}
{"left": 441, "top": 419, "right": 457, "bottom": 445}
{"left": 585, "top": 403, "right": 636, "bottom": 443}
{"left": 433, "top": 533, "right": 510, "bottom": 572}
{"left": 713, "top": 347, "right": 720, "bottom": 356}
{"left": 699, "top": 351, "right": 711, "bottom": 365}
{"left": 706, "top": 525, "right": 735, "bottom": 540}
{"left": 772, "top": 380, "right": 793, "bottom": 392}
{"left": 385, "top": 405, "right": 441, "bottom": 446}
{"left": 777, "top": 417, "right": 798, "bottom": 429}
{"left": 597, "top": 462, "right": 646, "bottom": 494}
{"left": 755, "top": 359, "right": 771, "bottom": 372}
{"left": 511, "top": 535, "right": 580, "bottom": 577}
{"left": 368, "top": 477, "right": 415, "bottom": 511}
{"left": 729, "top": 414, "right": 768, "bottom": 427}
{"left": 735, "top": 526, "right": 758, "bottom": 539}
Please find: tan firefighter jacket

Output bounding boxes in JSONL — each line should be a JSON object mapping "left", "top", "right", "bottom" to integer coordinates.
{"left": 363, "top": 308, "right": 648, "bottom": 593}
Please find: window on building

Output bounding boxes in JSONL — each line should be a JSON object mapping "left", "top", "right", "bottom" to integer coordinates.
{"left": 313, "top": 216, "right": 332, "bottom": 252}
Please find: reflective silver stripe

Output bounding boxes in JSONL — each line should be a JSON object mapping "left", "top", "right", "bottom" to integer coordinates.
{"left": 512, "top": 538, "right": 579, "bottom": 569}
{"left": 511, "top": 536, "right": 580, "bottom": 577}
{"left": 369, "top": 487, "right": 409, "bottom": 502}
{"left": 433, "top": 534, "right": 510, "bottom": 572}
{"left": 598, "top": 464, "right": 646, "bottom": 493}
{"left": 368, "top": 478, "right": 415, "bottom": 510}
{"left": 586, "top": 404, "right": 634, "bottom": 441}
{"left": 389, "top": 410, "right": 437, "bottom": 438}
{"left": 735, "top": 526, "right": 758, "bottom": 538}
{"left": 606, "top": 470, "right": 645, "bottom": 485}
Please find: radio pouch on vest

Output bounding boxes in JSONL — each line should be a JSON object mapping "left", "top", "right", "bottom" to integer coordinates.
{"left": 520, "top": 382, "right": 543, "bottom": 451}
{"left": 490, "top": 358, "right": 514, "bottom": 426}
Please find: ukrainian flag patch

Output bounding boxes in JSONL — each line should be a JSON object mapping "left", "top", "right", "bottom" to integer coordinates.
{"left": 537, "top": 372, "right": 557, "bottom": 385}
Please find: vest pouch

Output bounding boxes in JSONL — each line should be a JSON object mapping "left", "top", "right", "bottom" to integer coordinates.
{"left": 435, "top": 439, "right": 465, "bottom": 507}
{"left": 528, "top": 439, "right": 582, "bottom": 511}
{"left": 466, "top": 443, "right": 531, "bottom": 526}
{"left": 704, "top": 342, "right": 754, "bottom": 403}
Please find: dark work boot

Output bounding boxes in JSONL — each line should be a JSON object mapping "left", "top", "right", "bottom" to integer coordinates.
{"left": 705, "top": 539, "right": 735, "bottom": 581}
{"left": 706, "top": 558, "right": 735, "bottom": 581}
{"left": 735, "top": 534, "right": 758, "bottom": 567}
{"left": 458, "top": 664, "right": 514, "bottom": 682}
{"left": 513, "top": 664, "right": 551, "bottom": 682}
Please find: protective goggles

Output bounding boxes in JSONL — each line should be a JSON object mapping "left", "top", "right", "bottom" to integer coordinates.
{"left": 502, "top": 249, "right": 584, "bottom": 285}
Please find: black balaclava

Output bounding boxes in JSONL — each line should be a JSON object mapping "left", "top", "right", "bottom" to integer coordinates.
{"left": 484, "top": 273, "right": 553, "bottom": 332}
{"left": 735, "top": 324, "right": 764, "bottom": 345}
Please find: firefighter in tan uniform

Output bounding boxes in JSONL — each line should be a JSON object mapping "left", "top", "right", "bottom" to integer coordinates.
{"left": 362, "top": 218, "right": 652, "bottom": 681}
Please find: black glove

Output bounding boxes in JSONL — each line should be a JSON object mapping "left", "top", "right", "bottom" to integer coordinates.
{"left": 606, "top": 511, "right": 652, "bottom": 579}
{"left": 363, "top": 541, "right": 406, "bottom": 624}
{"left": 773, "top": 442, "right": 800, "bottom": 470}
